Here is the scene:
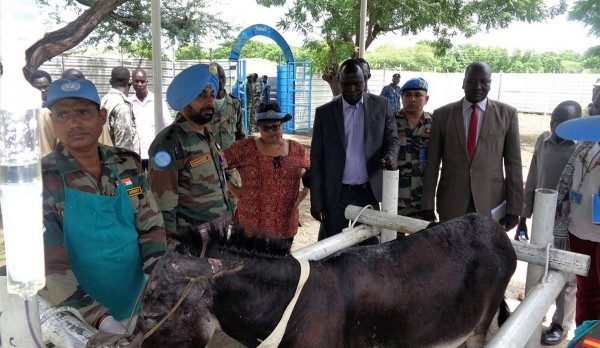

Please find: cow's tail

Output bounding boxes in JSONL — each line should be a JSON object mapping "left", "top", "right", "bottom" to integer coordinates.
{"left": 498, "top": 298, "right": 511, "bottom": 326}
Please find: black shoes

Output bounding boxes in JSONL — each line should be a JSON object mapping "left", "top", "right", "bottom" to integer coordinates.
{"left": 541, "top": 322, "right": 564, "bottom": 346}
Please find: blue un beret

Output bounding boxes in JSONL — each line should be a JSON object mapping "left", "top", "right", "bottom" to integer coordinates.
{"left": 400, "top": 77, "right": 429, "bottom": 94}
{"left": 167, "top": 63, "right": 219, "bottom": 110}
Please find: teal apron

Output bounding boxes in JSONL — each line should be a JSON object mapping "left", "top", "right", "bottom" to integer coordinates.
{"left": 62, "top": 164, "right": 145, "bottom": 320}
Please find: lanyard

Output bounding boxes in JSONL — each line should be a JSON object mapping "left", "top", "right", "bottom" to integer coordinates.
{"left": 579, "top": 142, "right": 600, "bottom": 190}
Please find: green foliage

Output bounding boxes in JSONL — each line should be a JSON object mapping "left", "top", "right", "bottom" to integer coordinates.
{"left": 292, "top": 39, "right": 355, "bottom": 74}
{"left": 569, "top": 0, "right": 600, "bottom": 37}
{"left": 256, "top": 0, "right": 567, "bottom": 63}
{"left": 360, "top": 41, "right": 599, "bottom": 73}
{"left": 36, "top": 0, "right": 237, "bottom": 58}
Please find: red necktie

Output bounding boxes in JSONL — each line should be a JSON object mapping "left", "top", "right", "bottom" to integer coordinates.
{"left": 467, "top": 104, "right": 478, "bottom": 161}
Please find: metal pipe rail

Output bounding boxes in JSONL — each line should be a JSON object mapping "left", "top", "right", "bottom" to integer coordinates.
{"left": 344, "top": 204, "right": 590, "bottom": 276}
{"left": 487, "top": 270, "right": 569, "bottom": 348}
{"left": 292, "top": 225, "right": 376, "bottom": 260}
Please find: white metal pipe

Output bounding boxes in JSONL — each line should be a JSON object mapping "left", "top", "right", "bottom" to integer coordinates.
{"left": 380, "top": 170, "right": 399, "bottom": 242}
{"left": 524, "top": 188, "right": 557, "bottom": 348}
{"left": 345, "top": 204, "right": 590, "bottom": 275}
{"left": 38, "top": 296, "right": 96, "bottom": 348}
{"left": 151, "top": 0, "right": 163, "bottom": 136}
{"left": 358, "top": 0, "right": 367, "bottom": 58}
{"left": 512, "top": 240, "right": 589, "bottom": 276}
{"left": 345, "top": 205, "right": 429, "bottom": 234}
{"left": 487, "top": 270, "right": 568, "bottom": 348}
{"left": 292, "top": 225, "right": 377, "bottom": 260}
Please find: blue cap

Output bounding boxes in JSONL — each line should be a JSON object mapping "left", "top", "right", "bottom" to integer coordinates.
{"left": 167, "top": 63, "right": 219, "bottom": 110}
{"left": 556, "top": 116, "right": 600, "bottom": 141}
{"left": 400, "top": 77, "right": 429, "bottom": 94}
{"left": 256, "top": 110, "right": 292, "bottom": 123}
{"left": 43, "top": 78, "right": 101, "bottom": 108}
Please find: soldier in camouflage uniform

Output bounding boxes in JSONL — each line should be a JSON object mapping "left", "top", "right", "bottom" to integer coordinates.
{"left": 204, "top": 63, "right": 245, "bottom": 212}
{"left": 101, "top": 66, "right": 141, "bottom": 154}
{"left": 395, "top": 77, "right": 433, "bottom": 219}
{"left": 148, "top": 63, "right": 231, "bottom": 243}
{"left": 246, "top": 74, "right": 256, "bottom": 132}
{"left": 40, "top": 78, "right": 166, "bottom": 333}
{"left": 205, "top": 63, "right": 245, "bottom": 149}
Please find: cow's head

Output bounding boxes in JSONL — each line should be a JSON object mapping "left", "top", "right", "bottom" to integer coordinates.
{"left": 137, "top": 250, "right": 243, "bottom": 347}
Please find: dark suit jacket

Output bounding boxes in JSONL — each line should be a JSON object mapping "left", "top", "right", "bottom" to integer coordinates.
{"left": 422, "top": 98, "right": 523, "bottom": 221}
{"left": 310, "top": 93, "right": 400, "bottom": 213}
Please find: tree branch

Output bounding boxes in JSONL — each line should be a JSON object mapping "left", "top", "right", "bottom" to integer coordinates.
{"left": 23, "top": 0, "right": 128, "bottom": 80}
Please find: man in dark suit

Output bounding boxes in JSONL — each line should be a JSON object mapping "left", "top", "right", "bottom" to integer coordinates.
{"left": 310, "top": 58, "right": 400, "bottom": 240}
{"left": 421, "top": 61, "right": 523, "bottom": 231}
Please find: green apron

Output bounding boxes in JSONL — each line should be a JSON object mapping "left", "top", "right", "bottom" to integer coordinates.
{"left": 62, "top": 164, "right": 145, "bottom": 320}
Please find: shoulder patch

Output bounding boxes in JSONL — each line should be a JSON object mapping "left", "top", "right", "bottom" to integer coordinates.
{"left": 153, "top": 151, "right": 172, "bottom": 168}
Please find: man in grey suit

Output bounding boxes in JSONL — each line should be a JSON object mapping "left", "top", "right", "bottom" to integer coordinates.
{"left": 421, "top": 61, "right": 523, "bottom": 231}
{"left": 310, "top": 58, "right": 400, "bottom": 240}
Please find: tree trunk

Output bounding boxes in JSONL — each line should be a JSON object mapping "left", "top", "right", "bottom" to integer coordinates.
{"left": 23, "top": 0, "right": 128, "bottom": 80}
{"left": 322, "top": 66, "right": 341, "bottom": 96}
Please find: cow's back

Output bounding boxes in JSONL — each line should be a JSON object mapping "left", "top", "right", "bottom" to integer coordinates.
{"left": 315, "top": 213, "right": 517, "bottom": 347}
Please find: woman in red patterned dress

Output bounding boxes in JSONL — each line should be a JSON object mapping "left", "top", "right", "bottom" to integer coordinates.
{"left": 224, "top": 102, "right": 310, "bottom": 248}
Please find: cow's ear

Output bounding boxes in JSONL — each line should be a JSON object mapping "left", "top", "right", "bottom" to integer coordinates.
{"left": 208, "top": 258, "right": 244, "bottom": 278}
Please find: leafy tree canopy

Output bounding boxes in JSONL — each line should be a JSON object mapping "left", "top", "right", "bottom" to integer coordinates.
{"left": 36, "top": 0, "right": 235, "bottom": 50}
{"left": 256, "top": 0, "right": 567, "bottom": 93}
{"left": 569, "top": 0, "right": 600, "bottom": 37}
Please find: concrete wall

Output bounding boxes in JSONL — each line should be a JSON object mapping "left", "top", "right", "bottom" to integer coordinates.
{"left": 41, "top": 55, "right": 598, "bottom": 131}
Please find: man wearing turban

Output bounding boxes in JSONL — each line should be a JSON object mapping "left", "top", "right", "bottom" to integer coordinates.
{"left": 148, "top": 63, "right": 231, "bottom": 244}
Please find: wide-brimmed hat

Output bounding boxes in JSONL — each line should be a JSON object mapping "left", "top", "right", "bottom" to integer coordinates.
{"left": 43, "top": 78, "right": 100, "bottom": 108}
{"left": 256, "top": 109, "right": 292, "bottom": 123}
{"left": 167, "top": 63, "right": 219, "bottom": 110}
{"left": 556, "top": 116, "right": 600, "bottom": 141}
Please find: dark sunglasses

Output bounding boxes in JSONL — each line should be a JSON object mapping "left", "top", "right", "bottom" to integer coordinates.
{"left": 259, "top": 124, "right": 281, "bottom": 132}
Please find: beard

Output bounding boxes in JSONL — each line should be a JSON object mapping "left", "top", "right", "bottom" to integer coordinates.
{"left": 183, "top": 104, "right": 214, "bottom": 125}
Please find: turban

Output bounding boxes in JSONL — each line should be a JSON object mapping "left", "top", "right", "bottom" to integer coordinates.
{"left": 167, "top": 63, "right": 219, "bottom": 110}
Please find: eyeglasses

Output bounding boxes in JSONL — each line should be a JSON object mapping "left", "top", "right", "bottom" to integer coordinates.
{"left": 258, "top": 124, "right": 281, "bottom": 132}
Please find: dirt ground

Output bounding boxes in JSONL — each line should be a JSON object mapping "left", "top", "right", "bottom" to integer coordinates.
{"left": 1, "top": 113, "right": 572, "bottom": 347}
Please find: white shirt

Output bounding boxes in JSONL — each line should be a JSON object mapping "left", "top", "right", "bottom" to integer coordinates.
{"left": 569, "top": 142, "right": 600, "bottom": 242}
{"left": 130, "top": 91, "right": 173, "bottom": 159}
{"left": 461, "top": 98, "right": 487, "bottom": 142}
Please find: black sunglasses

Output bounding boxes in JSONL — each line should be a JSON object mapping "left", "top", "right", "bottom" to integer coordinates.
{"left": 259, "top": 124, "right": 281, "bottom": 132}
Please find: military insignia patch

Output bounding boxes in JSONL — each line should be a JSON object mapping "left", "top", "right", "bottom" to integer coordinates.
{"left": 190, "top": 154, "right": 212, "bottom": 167}
{"left": 153, "top": 151, "right": 172, "bottom": 168}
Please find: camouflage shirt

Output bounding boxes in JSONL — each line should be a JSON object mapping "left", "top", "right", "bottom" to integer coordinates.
{"left": 148, "top": 113, "right": 231, "bottom": 241}
{"left": 101, "top": 88, "right": 141, "bottom": 154}
{"left": 40, "top": 143, "right": 166, "bottom": 326}
{"left": 395, "top": 110, "right": 433, "bottom": 217}
{"left": 205, "top": 93, "right": 245, "bottom": 149}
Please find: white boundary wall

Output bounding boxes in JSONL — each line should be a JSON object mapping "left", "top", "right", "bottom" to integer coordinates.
{"left": 39, "top": 56, "right": 599, "bottom": 128}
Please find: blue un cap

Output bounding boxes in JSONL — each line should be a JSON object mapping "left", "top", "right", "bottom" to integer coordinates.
{"left": 167, "top": 63, "right": 219, "bottom": 111}
{"left": 43, "top": 78, "right": 101, "bottom": 108}
{"left": 400, "top": 77, "right": 429, "bottom": 94}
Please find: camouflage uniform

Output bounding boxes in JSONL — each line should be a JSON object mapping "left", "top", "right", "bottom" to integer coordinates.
{"left": 395, "top": 109, "right": 433, "bottom": 217}
{"left": 246, "top": 81, "right": 255, "bottom": 132}
{"left": 205, "top": 93, "right": 245, "bottom": 211}
{"left": 148, "top": 113, "right": 231, "bottom": 241}
{"left": 40, "top": 143, "right": 166, "bottom": 326}
{"left": 101, "top": 88, "right": 141, "bottom": 154}
{"left": 205, "top": 93, "right": 245, "bottom": 149}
